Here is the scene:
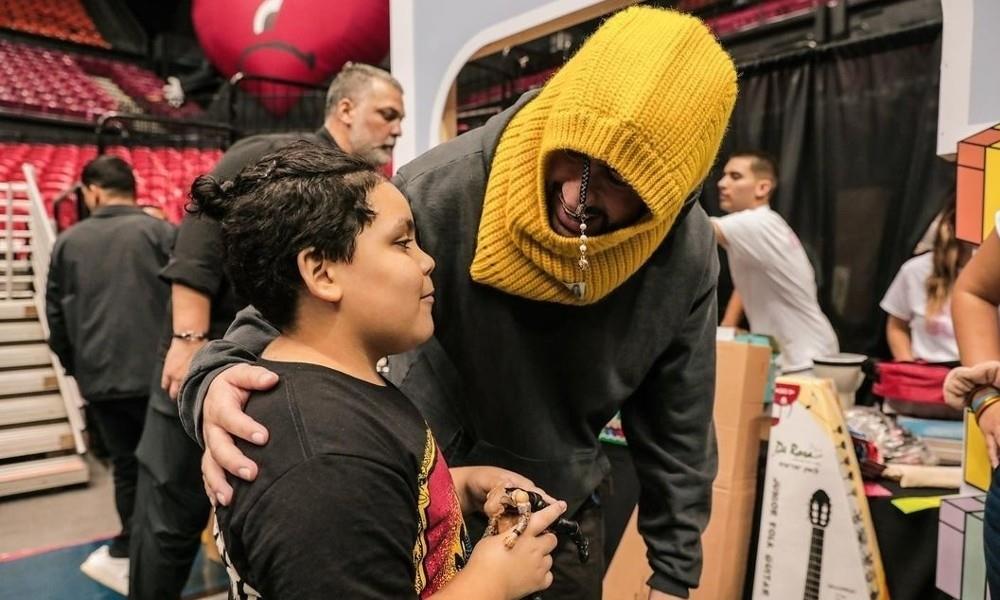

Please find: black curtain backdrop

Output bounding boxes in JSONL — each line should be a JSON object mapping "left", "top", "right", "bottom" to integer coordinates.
{"left": 703, "top": 24, "right": 953, "bottom": 357}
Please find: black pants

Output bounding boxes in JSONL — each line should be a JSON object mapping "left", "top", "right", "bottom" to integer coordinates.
{"left": 467, "top": 486, "right": 607, "bottom": 600}
{"left": 129, "top": 404, "right": 211, "bottom": 600}
{"left": 87, "top": 396, "right": 148, "bottom": 558}
{"left": 545, "top": 492, "right": 605, "bottom": 600}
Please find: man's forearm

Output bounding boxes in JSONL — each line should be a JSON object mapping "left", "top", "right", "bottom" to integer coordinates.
{"left": 954, "top": 290, "right": 1000, "bottom": 365}
{"left": 953, "top": 231, "right": 1000, "bottom": 365}
{"left": 720, "top": 291, "right": 743, "bottom": 328}
{"left": 177, "top": 306, "right": 280, "bottom": 444}
{"left": 172, "top": 283, "right": 211, "bottom": 335}
{"left": 624, "top": 279, "right": 717, "bottom": 597}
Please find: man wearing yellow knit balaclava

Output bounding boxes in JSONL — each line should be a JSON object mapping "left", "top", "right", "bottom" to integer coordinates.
{"left": 180, "top": 7, "right": 736, "bottom": 599}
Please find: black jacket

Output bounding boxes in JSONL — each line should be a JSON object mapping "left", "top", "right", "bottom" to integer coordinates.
{"left": 209, "top": 127, "right": 340, "bottom": 182}
{"left": 46, "top": 205, "right": 175, "bottom": 400}
{"left": 179, "top": 94, "right": 718, "bottom": 597}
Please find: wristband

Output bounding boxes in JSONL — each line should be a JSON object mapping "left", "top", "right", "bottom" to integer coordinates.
{"left": 172, "top": 330, "right": 208, "bottom": 342}
{"left": 971, "top": 386, "right": 1000, "bottom": 412}
{"left": 975, "top": 396, "right": 1000, "bottom": 423}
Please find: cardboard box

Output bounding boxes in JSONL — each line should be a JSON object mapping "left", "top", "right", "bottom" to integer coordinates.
{"left": 751, "top": 377, "right": 888, "bottom": 600}
{"left": 603, "top": 509, "right": 651, "bottom": 600}
{"left": 603, "top": 339, "right": 772, "bottom": 599}
{"left": 937, "top": 494, "right": 991, "bottom": 599}
{"left": 603, "top": 483, "right": 759, "bottom": 600}
{"left": 696, "top": 483, "right": 758, "bottom": 600}
{"left": 714, "top": 341, "right": 773, "bottom": 488}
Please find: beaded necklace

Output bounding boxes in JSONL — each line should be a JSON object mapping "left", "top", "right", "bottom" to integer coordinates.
{"left": 558, "top": 159, "right": 592, "bottom": 272}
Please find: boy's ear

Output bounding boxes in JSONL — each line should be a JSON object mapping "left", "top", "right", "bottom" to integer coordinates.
{"left": 297, "top": 248, "right": 342, "bottom": 303}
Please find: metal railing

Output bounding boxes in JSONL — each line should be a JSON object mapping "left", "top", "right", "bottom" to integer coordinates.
{"left": 95, "top": 112, "right": 236, "bottom": 154}
{"left": 3, "top": 183, "right": 18, "bottom": 302}
{"left": 10, "top": 73, "right": 323, "bottom": 230}
{"left": 21, "top": 165, "right": 57, "bottom": 307}
{"left": 224, "top": 72, "right": 327, "bottom": 138}
{"left": 0, "top": 165, "right": 87, "bottom": 453}
{"left": 50, "top": 112, "right": 235, "bottom": 228}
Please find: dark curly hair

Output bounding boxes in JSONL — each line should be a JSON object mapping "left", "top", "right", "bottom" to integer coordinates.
{"left": 191, "top": 140, "right": 382, "bottom": 330}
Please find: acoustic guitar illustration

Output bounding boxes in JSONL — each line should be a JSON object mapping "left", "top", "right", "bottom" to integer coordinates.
{"left": 804, "top": 489, "right": 831, "bottom": 600}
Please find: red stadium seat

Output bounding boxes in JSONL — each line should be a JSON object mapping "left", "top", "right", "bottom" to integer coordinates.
{"left": 0, "top": 0, "right": 109, "bottom": 47}
{"left": 0, "top": 39, "right": 203, "bottom": 122}
{"left": 0, "top": 142, "right": 222, "bottom": 227}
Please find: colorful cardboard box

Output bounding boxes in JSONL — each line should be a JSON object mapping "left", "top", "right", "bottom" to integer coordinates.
{"left": 943, "top": 411, "right": 993, "bottom": 598}
{"left": 956, "top": 123, "right": 1000, "bottom": 244}
{"left": 937, "top": 494, "right": 991, "bottom": 599}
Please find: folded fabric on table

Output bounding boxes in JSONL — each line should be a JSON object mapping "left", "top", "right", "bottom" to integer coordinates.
{"left": 882, "top": 464, "right": 962, "bottom": 489}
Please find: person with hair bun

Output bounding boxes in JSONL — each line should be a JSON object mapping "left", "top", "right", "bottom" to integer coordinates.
{"left": 195, "top": 141, "right": 563, "bottom": 600}
{"left": 129, "top": 63, "right": 406, "bottom": 599}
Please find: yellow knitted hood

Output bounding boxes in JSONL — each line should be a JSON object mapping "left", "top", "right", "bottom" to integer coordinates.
{"left": 470, "top": 6, "right": 737, "bottom": 305}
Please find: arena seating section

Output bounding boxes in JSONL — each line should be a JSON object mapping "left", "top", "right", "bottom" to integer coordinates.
{"left": 0, "top": 0, "right": 108, "bottom": 47}
{"left": 0, "top": 143, "right": 223, "bottom": 227}
{"left": 0, "top": 39, "right": 202, "bottom": 121}
{"left": 0, "top": 0, "right": 218, "bottom": 230}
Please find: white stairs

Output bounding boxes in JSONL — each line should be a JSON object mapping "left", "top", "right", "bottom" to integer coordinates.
{"left": 0, "top": 167, "right": 88, "bottom": 497}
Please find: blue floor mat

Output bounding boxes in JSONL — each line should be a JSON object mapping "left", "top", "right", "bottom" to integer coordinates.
{"left": 0, "top": 538, "right": 228, "bottom": 600}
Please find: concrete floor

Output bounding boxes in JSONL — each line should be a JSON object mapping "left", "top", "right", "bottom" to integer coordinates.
{"left": 0, "top": 452, "right": 120, "bottom": 557}
{"left": 0, "top": 452, "right": 226, "bottom": 599}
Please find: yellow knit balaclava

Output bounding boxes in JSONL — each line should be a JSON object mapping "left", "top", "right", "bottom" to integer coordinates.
{"left": 470, "top": 7, "right": 737, "bottom": 305}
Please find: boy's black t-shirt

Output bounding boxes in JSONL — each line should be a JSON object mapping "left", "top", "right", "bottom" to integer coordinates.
{"left": 215, "top": 359, "right": 471, "bottom": 599}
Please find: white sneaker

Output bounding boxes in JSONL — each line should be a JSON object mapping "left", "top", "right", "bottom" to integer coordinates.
{"left": 80, "top": 544, "right": 129, "bottom": 595}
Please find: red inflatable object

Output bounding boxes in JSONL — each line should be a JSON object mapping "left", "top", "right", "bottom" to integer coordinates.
{"left": 192, "top": 0, "right": 389, "bottom": 115}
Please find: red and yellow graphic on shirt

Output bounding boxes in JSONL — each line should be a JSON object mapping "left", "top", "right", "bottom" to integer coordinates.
{"left": 412, "top": 428, "right": 471, "bottom": 597}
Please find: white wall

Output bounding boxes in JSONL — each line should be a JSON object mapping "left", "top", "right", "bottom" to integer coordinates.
{"left": 390, "top": 0, "right": 992, "bottom": 161}
{"left": 389, "top": 0, "right": 621, "bottom": 166}
{"left": 938, "top": 0, "right": 1000, "bottom": 157}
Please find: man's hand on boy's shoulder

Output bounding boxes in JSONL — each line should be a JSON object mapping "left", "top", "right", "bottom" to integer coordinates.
{"left": 202, "top": 363, "right": 279, "bottom": 505}
{"left": 449, "top": 466, "right": 555, "bottom": 515}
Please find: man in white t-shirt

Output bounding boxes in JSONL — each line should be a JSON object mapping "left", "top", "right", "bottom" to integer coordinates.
{"left": 711, "top": 152, "right": 839, "bottom": 372}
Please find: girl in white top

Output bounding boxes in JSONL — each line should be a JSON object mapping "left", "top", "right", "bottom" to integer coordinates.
{"left": 880, "top": 200, "right": 972, "bottom": 363}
